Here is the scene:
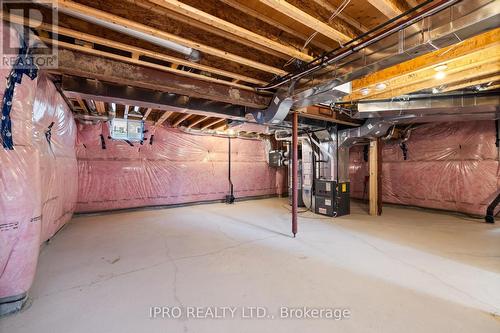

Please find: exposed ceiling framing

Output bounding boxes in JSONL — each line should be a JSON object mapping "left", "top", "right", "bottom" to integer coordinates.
{"left": 344, "top": 28, "right": 500, "bottom": 101}
{"left": 69, "top": 97, "right": 232, "bottom": 131}
{"left": 2, "top": 0, "right": 496, "bottom": 129}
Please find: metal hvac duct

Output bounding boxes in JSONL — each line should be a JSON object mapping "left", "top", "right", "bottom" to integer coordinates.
{"left": 254, "top": 0, "right": 499, "bottom": 124}
{"left": 338, "top": 92, "right": 500, "bottom": 148}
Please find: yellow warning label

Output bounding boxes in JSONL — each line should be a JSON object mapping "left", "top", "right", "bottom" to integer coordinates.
{"left": 342, "top": 183, "right": 347, "bottom": 193}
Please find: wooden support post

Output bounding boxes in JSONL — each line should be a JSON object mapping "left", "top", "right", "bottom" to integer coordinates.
{"left": 369, "top": 138, "right": 382, "bottom": 216}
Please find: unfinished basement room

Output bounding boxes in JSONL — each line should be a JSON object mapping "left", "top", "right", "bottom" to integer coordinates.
{"left": 0, "top": 0, "right": 499, "bottom": 332}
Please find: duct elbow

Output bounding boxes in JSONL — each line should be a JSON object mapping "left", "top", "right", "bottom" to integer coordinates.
{"left": 188, "top": 49, "right": 201, "bottom": 62}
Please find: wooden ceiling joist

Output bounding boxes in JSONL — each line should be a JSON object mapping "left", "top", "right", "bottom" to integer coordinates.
{"left": 311, "top": 0, "right": 369, "bottom": 33}
{"left": 297, "top": 105, "right": 362, "bottom": 126}
{"left": 187, "top": 116, "right": 209, "bottom": 129}
{"left": 6, "top": 14, "right": 267, "bottom": 88}
{"left": 53, "top": 49, "right": 271, "bottom": 108}
{"left": 144, "top": 0, "right": 314, "bottom": 62}
{"left": 442, "top": 75, "right": 500, "bottom": 93}
{"left": 76, "top": 97, "right": 88, "bottom": 113}
{"left": 172, "top": 113, "right": 192, "bottom": 127}
{"left": 259, "top": 0, "right": 352, "bottom": 44}
{"left": 54, "top": 0, "right": 287, "bottom": 76}
{"left": 218, "top": 0, "right": 333, "bottom": 51}
{"left": 214, "top": 123, "right": 228, "bottom": 131}
{"left": 95, "top": 100, "right": 106, "bottom": 115}
{"left": 143, "top": 108, "right": 153, "bottom": 120}
{"left": 367, "top": 0, "right": 409, "bottom": 19}
{"left": 367, "top": 61, "right": 499, "bottom": 100}
{"left": 345, "top": 28, "right": 500, "bottom": 101}
{"left": 201, "top": 118, "right": 225, "bottom": 130}
{"left": 155, "top": 111, "right": 174, "bottom": 126}
{"left": 42, "top": 37, "right": 259, "bottom": 91}
{"left": 126, "top": 0, "right": 294, "bottom": 61}
{"left": 9, "top": 13, "right": 266, "bottom": 86}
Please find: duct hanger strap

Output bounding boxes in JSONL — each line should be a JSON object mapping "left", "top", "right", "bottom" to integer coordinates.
{"left": 0, "top": 39, "right": 38, "bottom": 150}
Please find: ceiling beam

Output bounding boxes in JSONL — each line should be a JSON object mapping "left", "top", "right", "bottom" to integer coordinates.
{"left": 95, "top": 100, "right": 106, "bottom": 115}
{"left": 155, "top": 111, "right": 174, "bottom": 126}
{"left": 172, "top": 113, "right": 192, "bottom": 127}
{"left": 310, "top": 0, "right": 369, "bottom": 33}
{"left": 187, "top": 116, "right": 209, "bottom": 129}
{"left": 345, "top": 28, "right": 500, "bottom": 101}
{"left": 125, "top": 0, "right": 292, "bottom": 61}
{"left": 44, "top": 37, "right": 258, "bottom": 91}
{"left": 296, "top": 105, "right": 362, "bottom": 126}
{"left": 61, "top": 76, "right": 251, "bottom": 121}
{"left": 54, "top": 0, "right": 287, "bottom": 75}
{"left": 442, "top": 74, "right": 500, "bottom": 93}
{"left": 5, "top": 14, "right": 266, "bottom": 86}
{"left": 367, "top": 0, "right": 409, "bottom": 18}
{"left": 201, "top": 118, "right": 225, "bottom": 130}
{"left": 145, "top": 0, "right": 313, "bottom": 62}
{"left": 219, "top": 0, "right": 332, "bottom": 51}
{"left": 259, "top": 0, "right": 351, "bottom": 44}
{"left": 53, "top": 49, "right": 271, "bottom": 109}
{"left": 143, "top": 107, "right": 153, "bottom": 120}
{"left": 214, "top": 123, "right": 228, "bottom": 131}
{"left": 366, "top": 61, "right": 499, "bottom": 100}
{"left": 76, "top": 97, "right": 88, "bottom": 113}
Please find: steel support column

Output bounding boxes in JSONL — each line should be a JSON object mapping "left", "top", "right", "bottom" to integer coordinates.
{"left": 292, "top": 111, "right": 298, "bottom": 237}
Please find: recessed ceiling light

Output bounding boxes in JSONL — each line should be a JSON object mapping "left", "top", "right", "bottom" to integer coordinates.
{"left": 375, "top": 83, "right": 387, "bottom": 91}
{"left": 434, "top": 71, "right": 446, "bottom": 80}
{"left": 360, "top": 88, "right": 370, "bottom": 96}
{"left": 432, "top": 87, "right": 440, "bottom": 94}
{"left": 434, "top": 64, "right": 448, "bottom": 72}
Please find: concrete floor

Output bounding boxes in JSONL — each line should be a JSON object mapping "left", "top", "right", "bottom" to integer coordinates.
{"left": 1, "top": 198, "right": 500, "bottom": 333}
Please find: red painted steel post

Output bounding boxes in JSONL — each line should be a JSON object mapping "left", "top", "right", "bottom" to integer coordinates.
{"left": 292, "top": 111, "right": 298, "bottom": 237}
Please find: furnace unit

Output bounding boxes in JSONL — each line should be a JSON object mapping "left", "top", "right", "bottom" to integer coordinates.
{"left": 314, "top": 179, "right": 350, "bottom": 217}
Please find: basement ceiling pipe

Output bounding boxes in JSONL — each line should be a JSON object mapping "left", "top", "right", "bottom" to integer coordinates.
{"left": 51, "top": 2, "right": 200, "bottom": 61}
{"left": 257, "top": 0, "right": 456, "bottom": 91}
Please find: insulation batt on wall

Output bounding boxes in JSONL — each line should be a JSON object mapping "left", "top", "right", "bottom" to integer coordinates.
{"left": 0, "top": 23, "right": 78, "bottom": 302}
{"left": 75, "top": 123, "right": 287, "bottom": 212}
{"left": 349, "top": 121, "right": 500, "bottom": 216}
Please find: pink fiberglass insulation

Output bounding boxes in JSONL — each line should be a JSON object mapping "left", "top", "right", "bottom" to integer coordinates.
{"left": 76, "top": 123, "right": 286, "bottom": 212}
{"left": 0, "top": 24, "right": 41, "bottom": 302}
{"left": 349, "top": 121, "right": 500, "bottom": 216}
{"left": 33, "top": 73, "right": 78, "bottom": 241}
{"left": 0, "top": 23, "right": 77, "bottom": 302}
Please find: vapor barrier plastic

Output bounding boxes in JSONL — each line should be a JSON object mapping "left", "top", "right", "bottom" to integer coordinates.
{"left": 0, "top": 62, "right": 39, "bottom": 302}
{"left": 33, "top": 74, "right": 78, "bottom": 241}
{"left": 0, "top": 23, "right": 77, "bottom": 302}
{"left": 349, "top": 121, "right": 500, "bottom": 216}
{"left": 76, "top": 123, "right": 286, "bottom": 212}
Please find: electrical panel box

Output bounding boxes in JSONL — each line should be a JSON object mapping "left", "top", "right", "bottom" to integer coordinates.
{"left": 110, "top": 118, "right": 144, "bottom": 142}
